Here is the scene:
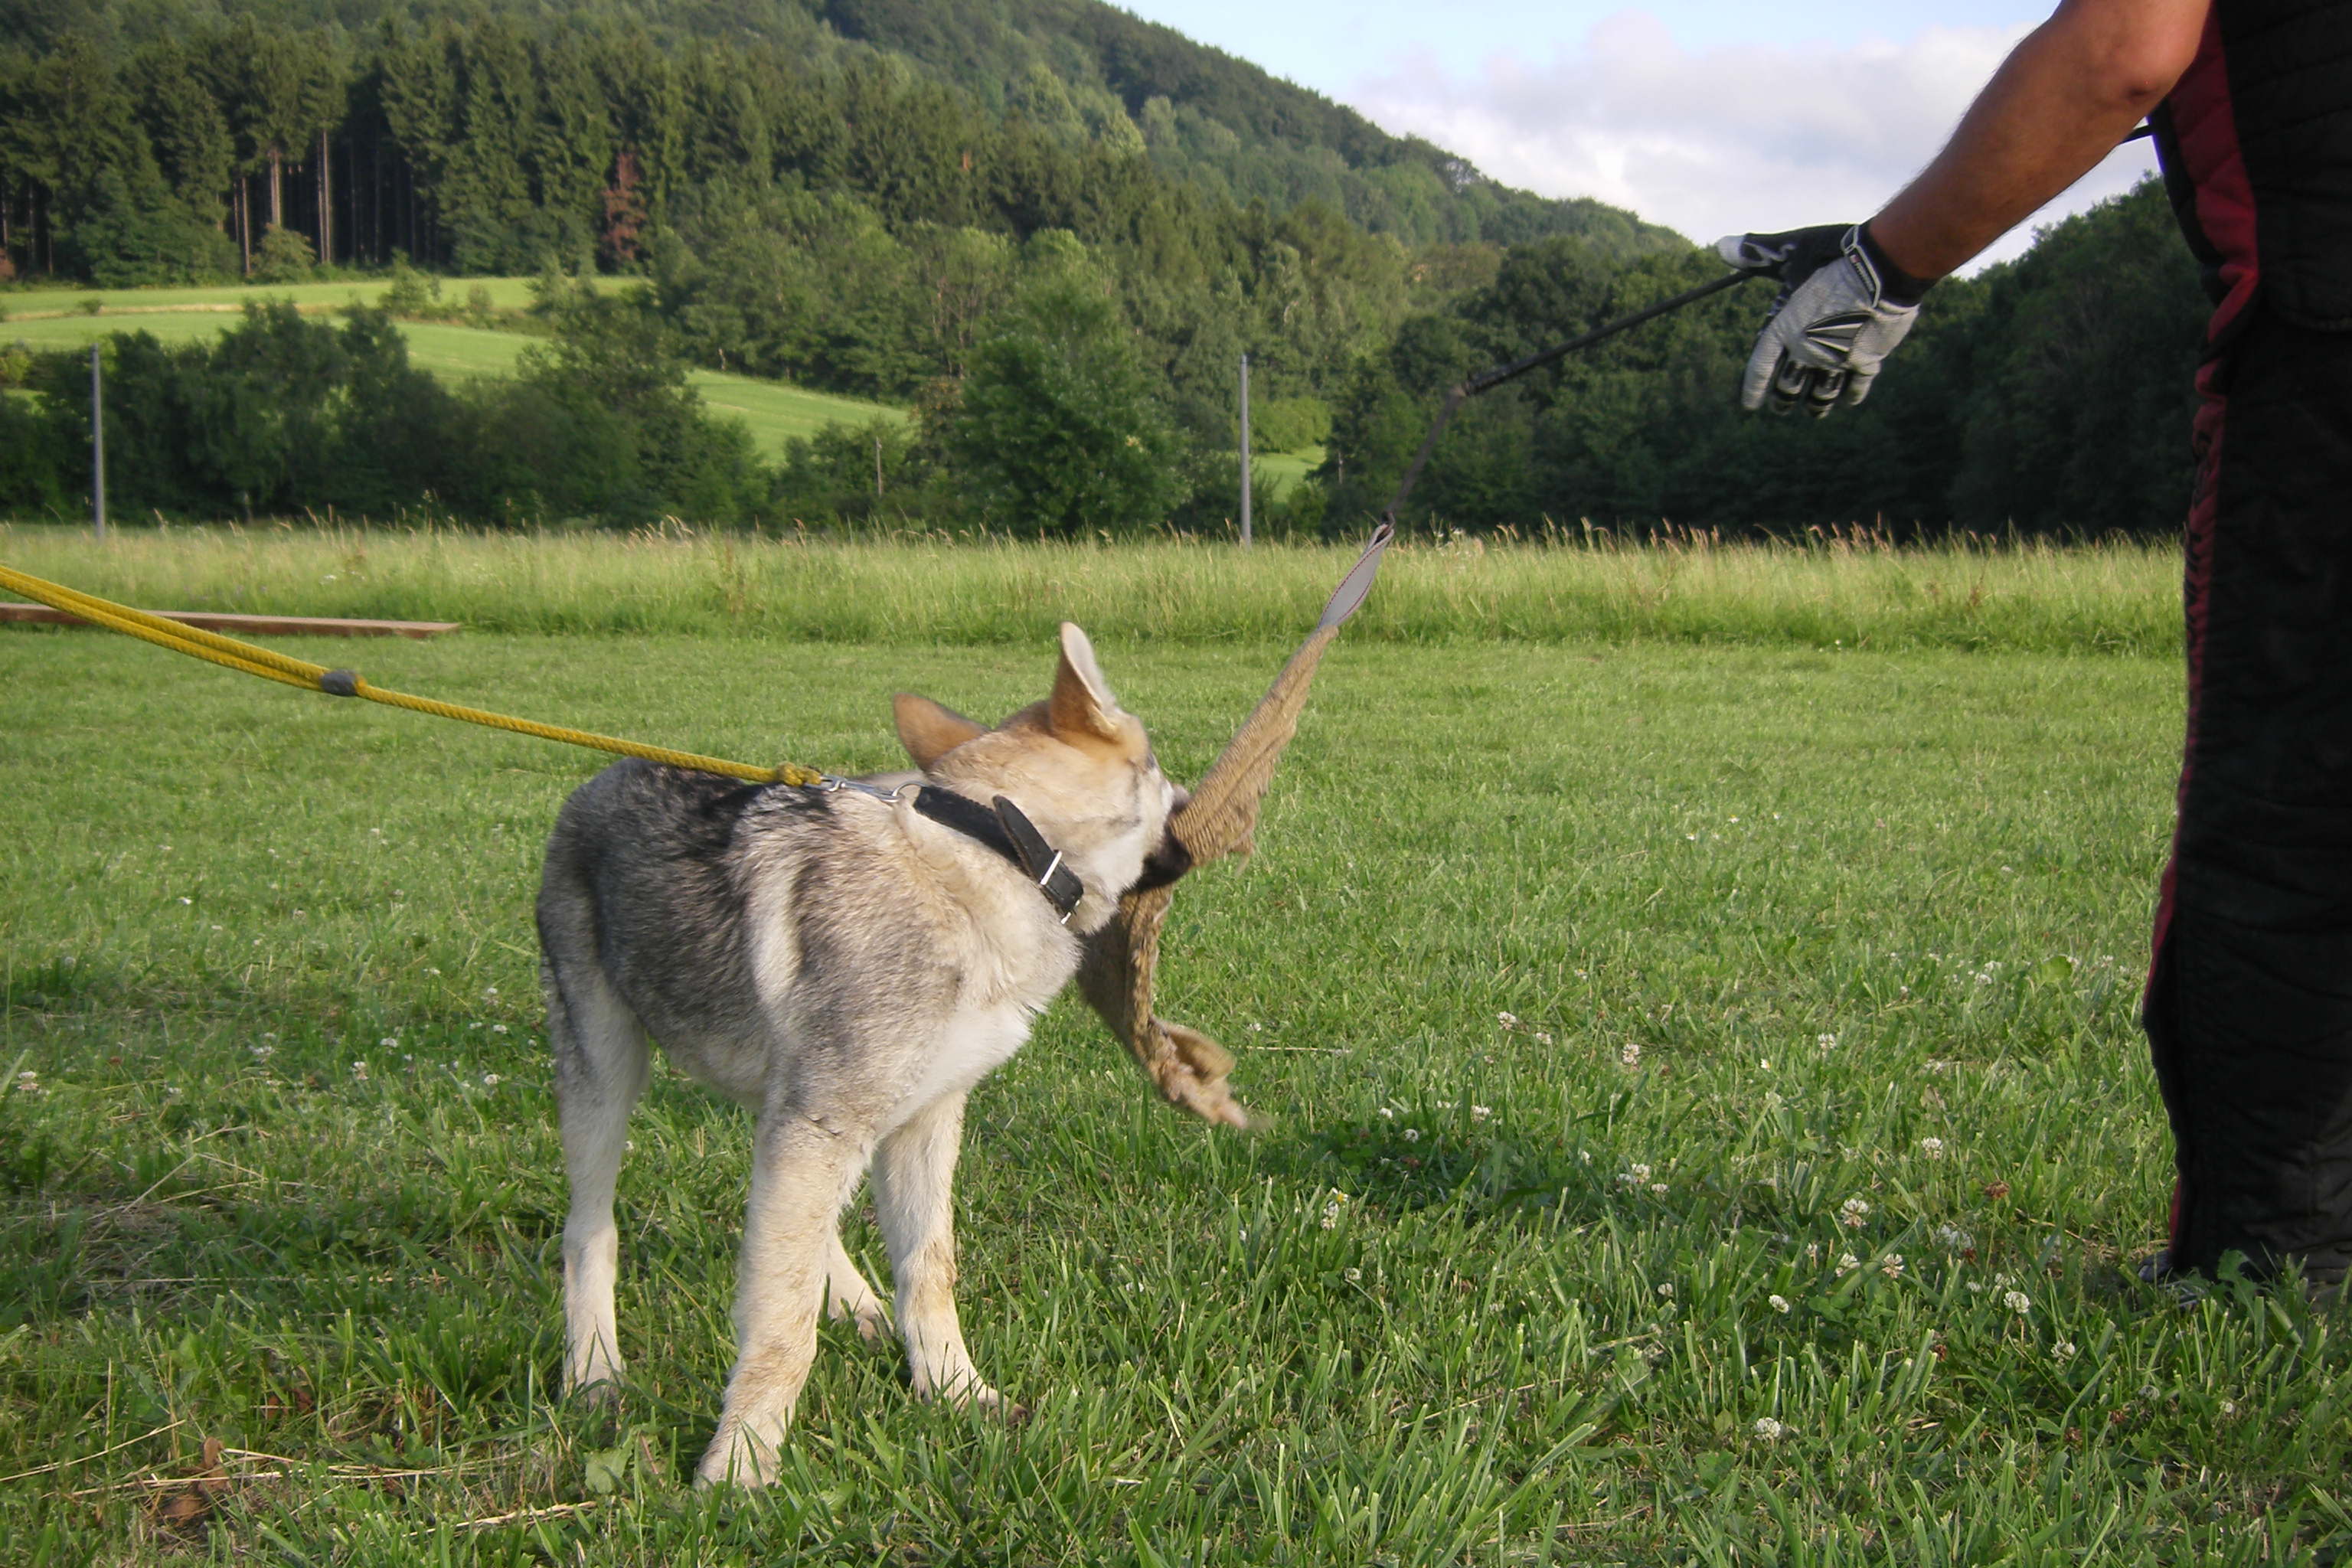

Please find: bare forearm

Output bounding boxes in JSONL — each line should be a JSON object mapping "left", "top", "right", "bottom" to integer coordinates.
{"left": 1870, "top": 0, "right": 2208, "bottom": 283}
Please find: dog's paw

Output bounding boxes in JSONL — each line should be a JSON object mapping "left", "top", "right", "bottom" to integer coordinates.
{"left": 695, "top": 1421, "right": 786, "bottom": 1490}
{"left": 914, "top": 1367, "right": 1024, "bottom": 1422}
{"left": 830, "top": 1296, "right": 893, "bottom": 1346}
{"left": 564, "top": 1357, "right": 625, "bottom": 1406}
{"left": 568, "top": 1377, "right": 622, "bottom": 1413}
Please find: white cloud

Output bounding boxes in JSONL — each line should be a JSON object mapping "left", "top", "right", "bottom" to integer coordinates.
{"left": 1348, "top": 8, "right": 2160, "bottom": 267}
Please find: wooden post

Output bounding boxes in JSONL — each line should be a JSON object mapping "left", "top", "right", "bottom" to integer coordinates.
{"left": 89, "top": 346, "right": 106, "bottom": 541}
{"left": 1238, "top": 352, "right": 1253, "bottom": 547}
{"left": 874, "top": 434, "right": 885, "bottom": 496}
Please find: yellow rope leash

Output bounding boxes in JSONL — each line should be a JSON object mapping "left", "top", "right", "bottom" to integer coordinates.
{"left": 0, "top": 563, "right": 825, "bottom": 788}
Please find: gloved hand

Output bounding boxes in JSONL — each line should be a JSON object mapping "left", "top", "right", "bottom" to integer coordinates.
{"left": 1714, "top": 223, "right": 1929, "bottom": 416}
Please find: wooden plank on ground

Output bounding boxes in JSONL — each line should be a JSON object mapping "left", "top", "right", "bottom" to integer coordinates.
{"left": 0, "top": 604, "right": 460, "bottom": 639}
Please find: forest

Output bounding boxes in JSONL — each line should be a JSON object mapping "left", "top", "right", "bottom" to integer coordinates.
{"left": 0, "top": 0, "right": 2210, "bottom": 537}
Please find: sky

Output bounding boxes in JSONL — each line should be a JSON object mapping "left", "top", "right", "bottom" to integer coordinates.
{"left": 1116, "top": 1, "right": 2161, "bottom": 266}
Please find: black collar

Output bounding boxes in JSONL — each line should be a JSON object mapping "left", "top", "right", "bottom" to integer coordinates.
{"left": 910, "top": 786, "right": 1085, "bottom": 922}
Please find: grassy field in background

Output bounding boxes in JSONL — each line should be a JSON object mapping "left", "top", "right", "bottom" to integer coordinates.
{"left": 2, "top": 521, "right": 2183, "bottom": 656}
{"left": 2, "top": 610, "right": 2341, "bottom": 1563}
{"left": 4, "top": 299, "right": 904, "bottom": 457}
{"left": 1, "top": 276, "right": 548, "bottom": 317}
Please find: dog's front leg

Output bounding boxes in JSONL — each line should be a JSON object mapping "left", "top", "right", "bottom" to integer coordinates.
{"left": 871, "top": 1090, "right": 1007, "bottom": 1414}
{"left": 699, "top": 1110, "right": 867, "bottom": 1489}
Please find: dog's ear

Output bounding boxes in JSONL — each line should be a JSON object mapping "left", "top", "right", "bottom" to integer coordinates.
{"left": 895, "top": 694, "right": 989, "bottom": 769}
{"left": 1049, "top": 622, "right": 1125, "bottom": 743}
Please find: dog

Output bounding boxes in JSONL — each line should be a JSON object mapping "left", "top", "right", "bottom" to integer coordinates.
{"left": 537, "top": 624, "right": 1180, "bottom": 1487}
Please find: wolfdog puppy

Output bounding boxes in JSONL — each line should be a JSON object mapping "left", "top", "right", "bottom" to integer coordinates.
{"left": 537, "top": 624, "right": 1179, "bottom": 1486}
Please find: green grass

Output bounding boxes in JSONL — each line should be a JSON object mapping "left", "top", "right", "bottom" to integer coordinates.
{"left": 2, "top": 604, "right": 2341, "bottom": 1563}
{"left": 3, "top": 283, "right": 905, "bottom": 456}
{"left": 2, "top": 522, "right": 2182, "bottom": 656}
{"left": 1, "top": 276, "right": 549, "bottom": 317}
{"left": 1253, "top": 447, "right": 1323, "bottom": 501}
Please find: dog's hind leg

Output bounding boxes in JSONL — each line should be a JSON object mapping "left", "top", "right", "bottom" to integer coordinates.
{"left": 546, "top": 955, "right": 651, "bottom": 1397}
{"left": 823, "top": 1227, "right": 890, "bottom": 1344}
{"left": 699, "top": 1110, "right": 869, "bottom": 1488}
{"left": 872, "top": 1089, "right": 1007, "bottom": 1414}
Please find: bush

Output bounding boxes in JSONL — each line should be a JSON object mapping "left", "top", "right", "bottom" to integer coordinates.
{"left": 949, "top": 268, "right": 1185, "bottom": 535}
{"left": 1251, "top": 395, "right": 1331, "bottom": 454}
{"left": 773, "top": 416, "right": 929, "bottom": 525}
{"left": 381, "top": 260, "right": 441, "bottom": 316}
{"left": 250, "top": 225, "right": 317, "bottom": 284}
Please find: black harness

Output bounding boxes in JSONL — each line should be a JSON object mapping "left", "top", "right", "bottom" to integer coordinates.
{"left": 909, "top": 786, "right": 1086, "bottom": 923}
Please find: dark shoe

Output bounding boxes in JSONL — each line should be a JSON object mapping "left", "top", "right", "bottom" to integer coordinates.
{"left": 2137, "top": 1249, "right": 2345, "bottom": 1308}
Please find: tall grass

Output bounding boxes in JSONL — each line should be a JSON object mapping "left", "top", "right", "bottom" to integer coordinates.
{"left": 0, "top": 520, "right": 2182, "bottom": 655}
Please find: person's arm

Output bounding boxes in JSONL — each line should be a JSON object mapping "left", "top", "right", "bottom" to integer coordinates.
{"left": 1720, "top": 0, "right": 2211, "bottom": 414}
{"left": 1869, "top": 0, "right": 2212, "bottom": 285}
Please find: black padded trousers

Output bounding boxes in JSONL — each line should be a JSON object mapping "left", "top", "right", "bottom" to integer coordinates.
{"left": 2145, "top": 303, "right": 2352, "bottom": 1283}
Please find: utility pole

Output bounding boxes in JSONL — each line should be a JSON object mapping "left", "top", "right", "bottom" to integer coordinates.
{"left": 1237, "top": 351, "right": 1253, "bottom": 547}
{"left": 89, "top": 345, "right": 106, "bottom": 541}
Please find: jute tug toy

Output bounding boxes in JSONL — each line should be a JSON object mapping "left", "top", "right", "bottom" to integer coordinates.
{"left": 1075, "top": 531, "right": 1391, "bottom": 1129}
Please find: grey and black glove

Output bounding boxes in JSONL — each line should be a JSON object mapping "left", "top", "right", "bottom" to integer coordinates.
{"left": 1714, "top": 224, "right": 1930, "bottom": 416}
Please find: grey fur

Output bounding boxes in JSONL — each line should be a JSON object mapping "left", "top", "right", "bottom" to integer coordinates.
{"left": 537, "top": 625, "right": 1174, "bottom": 1487}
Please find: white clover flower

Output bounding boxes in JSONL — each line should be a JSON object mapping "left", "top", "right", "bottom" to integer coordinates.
{"left": 380, "top": 1037, "right": 399, "bottom": 1050}
{"left": 14, "top": 1071, "right": 44, "bottom": 1098}
{"left": 1753, "top": 1416, "right": 1785, "bottom": 1441}
{"left": 1534, "top": 1031, "right": 1554, "bottom": 1044}
{"left": 1934, "top": 1224, "right": 1975, "bottom": 1252}
{"left": 1919, "top": 1137, "right": 1945, "bottom": 1160}
{"left": 484, "top": 986, "right": 499, "bottom": 997}
{"left": 492, "top": 1024, "right": 508, "bottom": 1035}
{"left": 1403, "top": 1128, "right": 1420, "bottom": 1142}
{"left": 1620, "top": 1042, "right": 1642, "bottom": 1067}
{"left": 2220, "top": 1400, "right": 2236, "bottom": 1416}
{"left": 1839, "top": 1197, "right": 1871, "bottom": 1229}
{"left": 2052, "top": 1341, "right": 2077, "bottom": 1361}
{"left": 1343, "top": 1267, "right": 1361, "bottom": 1282}
{"left": 1470, "top": 1105, "right": 1491, "bottom": 1122}
{"left": 1649, "top": 1183, "right": 1669, "bottom": 1196}
{"left": 1834, "top": 1253, "right": 1860, "bottom": 1279}
{"left": 1806, "top": 1242, "right": 1821, "bottom": 1264}
{"left": 1769, "top": 1294, "right": 1792, "bottom": 1314}
{"left": 249, "top": 1044, "right": 274, "bottom": 1060}
{"left": 482, "top": 1073, "right": 501, "bottom": 1089}
{"left": 1377, "top": 1106, "right": 1394, "bottom": 1119}
{"left": 1629, "top": 1163, "right": 1653, "bottom": 1183}
{"left": 1497, "top": 1011, "right": 1518, "bottom": 1028}
{"left": 350, "top": 1060, "right": 370, "bottom": 1081}
{"left": 2004, "top": 1290, "right": 2032, "bottom": 1314}
{"left": 1818, "top": 1034, "right": 1838, "bottom": 1050}
{"left": 1656, "top": 1282, "right": 1674, "bottom": 1298}
{"left": 1880, "top": 1254, "right": 1906, "bottom": 1280}
{"left": 1759, "top": 1057, "right": 1772, "bottom": 1070}
{"left": 1436, "top": 1099, "right": 1455, "bottom": 1111}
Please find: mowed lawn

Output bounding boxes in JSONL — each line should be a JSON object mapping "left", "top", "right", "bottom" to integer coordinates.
{"left": 2, "top": 616, "right": 2344, "bottom": 1562}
